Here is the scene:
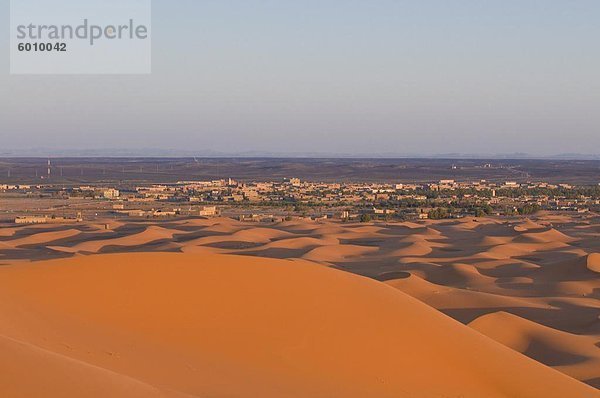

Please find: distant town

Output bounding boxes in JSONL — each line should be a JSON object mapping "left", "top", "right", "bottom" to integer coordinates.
{"left": 3, "top": 176, "right": 599, "bottom": 225}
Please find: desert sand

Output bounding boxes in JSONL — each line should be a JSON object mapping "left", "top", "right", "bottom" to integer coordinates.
{"left": 0, "top": 212, "right": 599, "bottom": 396}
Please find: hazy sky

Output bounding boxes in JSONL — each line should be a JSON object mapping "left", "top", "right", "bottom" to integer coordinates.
{"left": 1, "top": 0, "right": 599, "bottom": 156}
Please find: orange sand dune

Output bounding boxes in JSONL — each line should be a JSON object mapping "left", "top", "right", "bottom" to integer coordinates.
{"left": 309, "top": 225, "right": 356, "bottom": 235}
{"left": 390, "top": 241, "right": 435, "bottom": 257}
{"left": 0, "top": 253, "right": 596, "bottom": 398}
{"left": 587, "top": 253, "right": 600, "bottom": 273}
{"left": 230, "top": 227, "right": 295, "bottom": 242}
{"left": 390, "top": 235, "right": 449, "bottom": 257}
{"left": 277, "top": 220, "right": 320, "bottom": 230}
{"left": 86, "top": 221, "right": 126, "bottom": 231}
{"left": 0, "top": 228, "right": 17, "bottom": 237}
{"left": 258, "top": 236, "right": 338, "bottom": 250}
{"left": 550, "top": 280, "right": 600, "bottom": 297}
{"left": 386, "top": 273, "right": 547, "bottom": 309}
{"left": 396, "top": 221, "right": 425, "bottom": 229}
{"left": 302, "top": 244, "right": 378, "bottom": 262}
{"left": 448, "top": 220, "right": 482, "bottom": 230}
{"left": 478, "top": 235, "right": 515, "bottom": 246}
{"left": 411, "top": 263, "right": 497, "bottom": 288}
{"left": 445, "top": 218, "right": 502, "bottom": 231}
{"left": 514, "top": 219, "right": 548, "bottom": 232}
{"left": 422, "top": 226, "right": 444, "bottom": 236}
{"left": 1, "top": 213, "right": 599, "bottom": 392}
{"left": 179, "top": 227, "right": 297, "bottom": 249}
{"left": 400, "top": 233, "right": 443, "bottom": 243}
{"left": 516, "top": 228, "right": 576, "bottom": 244}
{"left": 53, "top": 226, "right": 178, "bottom": 253}
{"left": 470, "top": 311, "right": 600, "bottom": 385}
{"left": 198, "top": 218, "right": 245, "bottom": 233}
{"left": 337, "top": 225, "right": 385, "bottom": 234}
{"left": 0, "top": 223, "right": 68, "bottom": 236}
{"left": 482, "top": 241, "right": 571, "bottom": 259}
{"left": 175, "top": 233, "right": 242, "bottom": 249}
{"left": 534, "top": 255, "right": 600, "bottom": 282}
{"left": 4, "top": 229, "right": 81, "bottom": 248}
{"left": 0, "top": 334, "right": 167, "bottom": 398}
{"left": 179, "top": 244, "right": 223, "bottom": 255}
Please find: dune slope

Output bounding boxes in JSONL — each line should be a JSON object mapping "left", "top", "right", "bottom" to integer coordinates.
{"left": 0, "top": 334, "right": 167, "bottom": 398}
{"left": 0, "top": 253, "right": 596, "bottom": 398}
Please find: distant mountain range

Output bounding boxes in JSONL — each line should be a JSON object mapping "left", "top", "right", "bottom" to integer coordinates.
{"left": 1, "top": 148, "right": 599, "bottom": 160}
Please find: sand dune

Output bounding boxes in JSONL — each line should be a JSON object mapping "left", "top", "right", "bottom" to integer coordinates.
{"left": 482, "top": 241, "right": 571, "bottom": 259}
{"left": 199, "top": 219, "right": 245, "bottom": 233}
{"left": 302, "top": 244, "right": 379, "bottom": 262}
{"left": 587, "top": 253, "right": 600, "bottom": 273}
{"left": 0, "top": 228, "right": 17, "bottom": 237}
{"left": 470, "top": 311, "right": 600, "bottom": 385}
{"left": 386, "top": 273, "right": 547, "bottom": 311}
{"left": 478, "top": 235, "right": 515, "bottom": 246}
{"left": 514, "top": 219, "right": 547, "bottom": 232}
{"left": 516, "top": 228, "right": 576, "bottom": 243}
{"left": 0, "top": 253, "right": 596, "bottom": 398}
{"left": 5, "top": 229, "right": 81, "bottom": 248}
{"left": 0, "top": 213, "right": 599, "bottom": 392}
{"left": 178, "top": 227, "right": 298, "bottom": 250}
{"left": 229, "top": 227, "right": 294, "bottom": 243}
{"left": 0, "top": 334, "right": 168, "bottom": 398}
{"left": 258, "top": 236, "right": 338, "bottom": 250}
{"left": 53, "top": 226, "right": 178, "bottom": 253}
{"left": 416, "top": 263, "right": 497, "bottom": 287}
{"left": 533, "top": 255, "right": 600, "bottom": 282}
{"left": 390, "top": 235, "right": 449, "bottom": 257}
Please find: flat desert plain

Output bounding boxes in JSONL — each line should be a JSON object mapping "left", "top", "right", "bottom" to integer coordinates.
{"left": 0, "top": 212, "right": 599, "bottom": 397}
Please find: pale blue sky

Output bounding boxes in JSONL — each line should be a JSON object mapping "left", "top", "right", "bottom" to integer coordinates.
{"left": 1, "top": 0, "right": 599, "bottom": 156}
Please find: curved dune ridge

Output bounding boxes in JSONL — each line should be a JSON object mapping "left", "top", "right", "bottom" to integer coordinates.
{"left": 0, "top": 253, "right": 596, "bottom": 398}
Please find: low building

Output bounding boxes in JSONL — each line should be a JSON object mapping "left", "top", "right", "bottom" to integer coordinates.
{"left": 15, "top": 216, "right": 50, "bottom": 225}
{"left": 103, "top": 189, "right": 120, "bottom": 200}
{"left": 153, "top": 210, "right": 177, "bottom": 217}
{"left": 15, "top": 215, "right": 82, "bottom": 225}
{"left": 199, "top": 206, "right": 218, "bottom": 217}
{"left": 125, "top": 210, "right": 148, "bottom": 217}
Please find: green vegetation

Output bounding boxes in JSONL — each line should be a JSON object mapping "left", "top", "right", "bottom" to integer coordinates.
{"left": 428, "top": 208, "right": 450, "bottom": 220}
{"left": 518, "top": 204, "right": 541, "bottom": 215}
{"left": 360, "top": 214, "right": 372, "bottom": 223}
